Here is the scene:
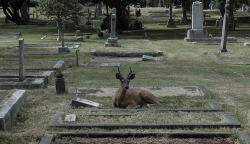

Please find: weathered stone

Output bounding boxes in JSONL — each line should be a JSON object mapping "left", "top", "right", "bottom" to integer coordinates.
{"left": 64, "top": 114, "right": 76, "bottom": 122}
{"left": 55, "top": 72, "right": 65, "bottom": 94}
{"left": 219, "top": 0, "right": 229, "bottom": 53}
{"left": 71, "top": 97, "right": 101, "bottom": 108}
{"left": 39, "top": 134, "right": 55, "bottom": 144}
{"left": 142, "top": 55, "right": 158, "bottom": 61}
{"left": 52, "top": 60, "right": 65, "bottom": 72}
{"left": 185, "top": 1, "right": 208, "bottom": 40}
{"left": 19, "top": 38, "right": 25, "bottom": 81}
{"left": 0, "top": 90, "right": 26, "bottom": 130}
{"left": 101, "top": 63, "right": 121, "bottom": 67}
{"left": 166, "top": 1, "right": 176, "bottom": 28}
{"left": 244, "top": 42, "right": 250, "bottom": 46}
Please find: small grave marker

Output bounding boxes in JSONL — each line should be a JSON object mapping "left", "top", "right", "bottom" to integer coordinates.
{"left": 64, "top": 114, "right": 76, "bottom": 122}
{"left": 142, "top": 55, "right": 158, "bottom": 61}
{"left": 71, "top": 97, "right": 101, "bottom": 108}
{"left": 101, "top": 63, "right": 121, "bottom": 67}
{"left": 19, "top": 38, "right": 25, "bottom": 81}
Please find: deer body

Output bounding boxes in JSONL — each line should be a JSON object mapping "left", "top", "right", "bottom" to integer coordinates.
{"left": 112, "top": 67, "right": 160, "bottom": 109}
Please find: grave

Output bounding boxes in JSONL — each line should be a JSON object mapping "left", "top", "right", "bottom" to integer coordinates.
{"left": 185, "top": 1, "right": 208, "bottom": 41}
{"left": 166, "top": 1, "right": 176, "bottom": 28}
{"left": 91, "top": 49, "right": 163, "bottom": 57}
{"left": 105, "top": 8, "right": 121, "bottom": 47}
{"left": 0, "top": 90, "right": 26, "bottom": 130}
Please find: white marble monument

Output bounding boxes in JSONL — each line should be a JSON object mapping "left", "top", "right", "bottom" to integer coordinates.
{"left": 185, "top": 1, "right": 208, "bottom": 41}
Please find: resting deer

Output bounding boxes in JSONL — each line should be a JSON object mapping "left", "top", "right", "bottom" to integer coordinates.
{"left": 112, "top": 67, "right": 161, "bottom": 109}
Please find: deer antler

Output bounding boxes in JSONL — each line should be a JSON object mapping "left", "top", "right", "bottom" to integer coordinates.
{"left": 128, "top": 67, "right": 133, "bottom": 77}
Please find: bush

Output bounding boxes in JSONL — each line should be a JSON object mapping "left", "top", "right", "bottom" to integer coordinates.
{"left": 135, "top": 9, "right": 141, "bottom": 17}
{"left": 129, "top": 20, "right": 143, "bottom": 30}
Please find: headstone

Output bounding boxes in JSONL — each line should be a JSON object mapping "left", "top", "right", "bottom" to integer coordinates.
{"left": 55, "top": 71, "right": 66, "bottom": 94}
{"left": 219, "top": 0, "right": 229, "bottom": 53}
{"left": 158, "top": 0, "right": 162, "bottom": 7}
{"left": 242, "top": 4, "right": 246, "bottom": 11}
{"left": 19, "top": 38, "right": 25, "bottom": 81}
{"left": 104, "top": 8, "right": 121, "bottom": 47}
{"left": 71, "top": 97, "right": 102, "bottom": 108}
{"left": 58, "top": 21, "right": 69, "bottom": 53}
{"left": 244, "top": 42, "right": 250, "bottom": 46}
{"left": 185, "top": 1, "right": 208, "bottom": 40}
{"left": 142, "top": 55, "right": 158, "bottom": 61}
{"left": 64, "top": 114, "right": 76, "bottom": 122}
{"left": 167, "top": 1, "right": 176, "bottom": 28}
{"left": 209, "top": 3, "right": 214, "bottom": 9}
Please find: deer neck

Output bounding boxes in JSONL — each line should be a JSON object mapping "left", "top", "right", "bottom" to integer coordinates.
{"left": 115, "top": 86, "right": 127, "bottom": 107}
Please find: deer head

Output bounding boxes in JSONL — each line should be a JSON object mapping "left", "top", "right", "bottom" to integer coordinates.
{"left": 116, "top": 67, "right": 135, "bottom": 91}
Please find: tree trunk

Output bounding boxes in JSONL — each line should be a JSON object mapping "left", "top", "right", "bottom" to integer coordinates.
{"left": 20, "top": 0, "right": 30, "bottom": 23}
{"left": 228, "top": 0, "right": 235, "bottom": 31}
{"left": 57, "top": 19, "right": 62, "bottom": 41}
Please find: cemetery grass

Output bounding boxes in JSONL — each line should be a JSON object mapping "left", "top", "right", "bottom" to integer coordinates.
{"left": 0, "top": 8, "right": 250, "bottom": 143}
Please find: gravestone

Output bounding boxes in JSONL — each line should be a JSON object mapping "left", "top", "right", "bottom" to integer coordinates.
{"left": 242, "top": 4, "right": 246, "bottom": 11}
{"left": 142, "top": 55, "right": 158, "bottom": 61}
{"left": 158, "top": 0, "right": 162, "bottom": 7}
{"left": 71, "top": 97, "right": 101, "bottom": 108}
{"left": 167, "top": 1, "right": 176, "bottom": 28}
{"left": 19, "top": 38, "right": 25, "bottom": 81}
{"left": 219, "top": 0, "right": 229, "bottom": 53}
{"left": 186, "top": 1, "right": 208, "bottom": 39}
{"left": 64, "top": 114, "right": 76, "bottom": 122}
{"left": 104, "top": 8, "right": 121, "bottom": 47}
{"left": 58, "top": 21, "right": 69, "bottom": 53}
{"left": 55, "top": 71, "right": 66, "bottom": 94}
{"left": 209, "top": 3, "right": 214, "bottom": 9}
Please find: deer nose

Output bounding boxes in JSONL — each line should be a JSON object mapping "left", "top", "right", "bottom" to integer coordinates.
{"left": 125, "top": 86, "right": 129, "bottom": 90}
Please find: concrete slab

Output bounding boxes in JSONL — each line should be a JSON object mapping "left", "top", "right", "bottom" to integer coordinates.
{"left": 68, "top": 86, "right": 209, "bottom": 97}
{"left": 71, "top": 97, "right": 102, "bottom": 108}
{"left": 64, "top": 114, "right": 76, "bottom": 122}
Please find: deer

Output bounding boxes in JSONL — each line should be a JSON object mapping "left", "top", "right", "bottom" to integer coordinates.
{"left": 112, "top": 67, "right": 161, "bottom": 109}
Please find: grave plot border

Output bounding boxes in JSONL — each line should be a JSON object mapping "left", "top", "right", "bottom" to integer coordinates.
{"left": 184, "top": 37, "right": 239, "bottom": 43}
{"left": 0, "top": 78, "right": 45, "bottom": 90}
{"left": 50, "top": 112, "right": 241, "bottom": 129}
{"left": 23, "top": 43, "right": 80, "bottom": 49}
{"left": 91, "top": 49, "right": 163, "bottom": 57}
{"left": 40, "top": 132, "right": 250, "bottom": 144}
{"left": 0, "top": 71, "right": 54, "bottom": 84}
{"left": 41, "top": 35, "right": 84, "bottom": 42}
{"left": 0, "top": 90, "right": 26, "bottom": 130}
{"left": 62, "top": 99, "right": 224, "bottom": 112}
{"left": 0, "top": 33, "right": 21, "bottom": 36}
{"left": 0, "top": 60, "right": 65, "bottom": 73}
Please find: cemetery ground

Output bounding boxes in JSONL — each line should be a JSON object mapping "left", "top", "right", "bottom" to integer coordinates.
{"left": 0, "top": 7, "right": 250, "bottom": 143}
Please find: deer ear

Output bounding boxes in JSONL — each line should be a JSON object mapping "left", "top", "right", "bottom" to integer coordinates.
{"left": 128, "top": 73, "right": 135, "bottom": 80}
{"left": 116, "top": 73, "right": 122, "bottom": 80}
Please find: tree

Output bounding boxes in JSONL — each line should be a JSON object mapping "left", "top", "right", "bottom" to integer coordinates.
{"left": 38, "top": 0, "right": 83, "bottom": 41}
{"left": 0, "top": 0, "right": 27, "bottom": 25}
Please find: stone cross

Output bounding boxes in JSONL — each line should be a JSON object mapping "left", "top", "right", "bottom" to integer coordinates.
{"left": 219, "top": 0, "right": 229, "bottom": 53}
{"left": 192, "top": 1, "right": 203, "bottom": 29}
{"left": 167, "top": 0, "right": 176, "bottom": 28}
{"left": 209, "top": 3, "right": 214, "bottom": 9}
{"left": 19, "top": 38, "right": 25, "bottom": 81}
{"left": 110, "top": 8, "right": 116, "bottom": 38}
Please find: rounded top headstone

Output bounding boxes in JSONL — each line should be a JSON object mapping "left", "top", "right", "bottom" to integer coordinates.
{"left": 193, "top": 1, "right": 202, "bottom": 6}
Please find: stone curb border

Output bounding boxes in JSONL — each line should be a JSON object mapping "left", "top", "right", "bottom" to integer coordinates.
{"left": 0, "top": 60, "right": 65, "bottom": 72}
{"left": 50, "top": 112, "right": 241, "bottom": 129}
{"left": 0, "top": 78, "right": 45, "bottom": 90}
{"left": 39, "top": 132, "right": 250, "bottom": 144}
{"left": 91, "top": 49, "right": 163, "bottom": 57}
{"left": 0, "top": 71, "right": 54, "bottom": 84}
{"left": 0, "top": 90, "right": 26, "bottom": 130}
